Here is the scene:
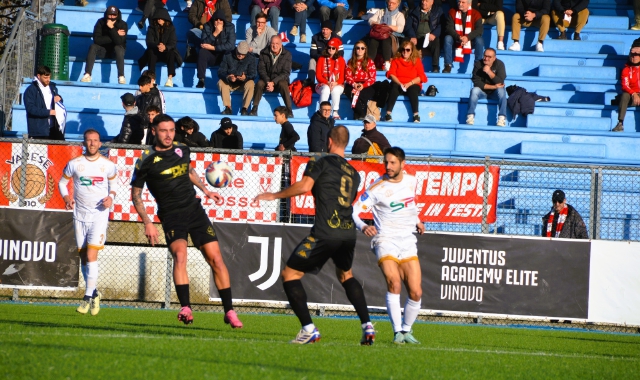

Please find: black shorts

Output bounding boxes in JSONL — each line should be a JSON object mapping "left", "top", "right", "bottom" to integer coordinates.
{"left": 286, "top": 235, "right": 355, "bottom": 275}
{"left": 160, "top": 204, "right": 218, "bottom": 248}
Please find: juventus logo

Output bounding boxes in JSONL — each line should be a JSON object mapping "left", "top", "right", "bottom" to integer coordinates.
{"left": 248, "top": 236, "right": 282, "bottom": 290}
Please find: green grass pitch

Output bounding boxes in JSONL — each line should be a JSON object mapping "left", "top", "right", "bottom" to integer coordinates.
{"left": 1, "top": 303, "right": 639, "bottom": 379}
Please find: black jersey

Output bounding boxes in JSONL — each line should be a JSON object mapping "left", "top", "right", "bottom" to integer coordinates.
{"left": 130, "top": 142, "right": 198, "bottom": 218}
{"left": 305, "top": 153, "right": 361, "bottom": 240}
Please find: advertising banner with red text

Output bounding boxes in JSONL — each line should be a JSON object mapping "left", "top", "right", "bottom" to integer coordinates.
{"left": 109, "top": 150, "right": 282, "bottom": 223}
{"left": 0, "top": 142, "right": 82, "bottom": 209}
{"left": 290, "top": 156, "right": 500, "bottom": 223}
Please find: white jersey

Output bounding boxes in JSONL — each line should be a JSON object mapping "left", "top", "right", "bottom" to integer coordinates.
{"left": 61, "top": 155, "right": 117, "bottom": 222}
{"left": 352, "top": 174, "right": 420, "bottom": 239}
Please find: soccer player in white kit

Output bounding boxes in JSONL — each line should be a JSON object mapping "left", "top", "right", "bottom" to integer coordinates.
{"left": 58, "top": 129, "right": 117, "bottom": 316}
{"left": 352, "top": 147, "right": 425, "bottom": 344}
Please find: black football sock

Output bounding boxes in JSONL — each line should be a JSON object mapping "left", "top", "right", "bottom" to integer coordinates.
{"left": 283, "top": 280, "right": 313, "bottom": 327}
{"left": 175, "top": 284, "right": 190, "bottom": 308}
{"left": 218, "top": 287, "right": 233, "bottom": 313}
{"left": 342, "top": 277, "right": 371, "bottom": 324}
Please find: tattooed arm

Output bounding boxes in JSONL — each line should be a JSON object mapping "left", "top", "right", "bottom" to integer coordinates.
{"left": 189, "top": 167, "right": 222, "bottom": 202}
{"left": 132, "top": 186, "right": 159, "bottom": 245}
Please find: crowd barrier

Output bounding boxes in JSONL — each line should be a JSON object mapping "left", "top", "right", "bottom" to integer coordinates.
{"left": 1, "top": 138, "right": 640, "bottom": 333}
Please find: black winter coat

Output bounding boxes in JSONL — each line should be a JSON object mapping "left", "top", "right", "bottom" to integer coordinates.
{"left": 218, "top": 51, "right": 257, "bottom": 81}
{"left": 404, "top": 4, "right": 443, "bottom": 39}
{"left": 93, "top": 8, "right": 128, "bottom": 48}
{"left": 473, "top": 0, "right": 504, "bottom": 19}
{"left": 113, "top": 108, "right": 144, "bottom": 144}
{"left": 258, "top": 47, "right": 293, "bottom": 84}
{"left": 135, "top": 87, "right": 164, "bottom": 125}
{"left": 507, "top": 85, "right": 545, "bottom": 116}
{"left": 201, "top": 15, "right": 236, "bottom": 53}
{"left": 210, "top": 125, "right": 244, "bottom": 149}
{"left": 553, "top": 0, "right": 589, "bottom": 14}
{"left": 352, "top": 127, "right": 391, "bottom": 155}
{"left": 307, "top": 111, "right": 334, "bottom": 152}
{"left": 516, "top": 0, "right": 550, "bottom": 18}
{"left": 542, "top": 204, "right": 589, "bottom": 239}
{"left": 188, "top": 0, "right": 232, "bottom": 28}
{"left": 278, "top": 121, "right": 300, "bottom": 151}
{"left": 139, "top": 8, "right": 183, "bottom": 68}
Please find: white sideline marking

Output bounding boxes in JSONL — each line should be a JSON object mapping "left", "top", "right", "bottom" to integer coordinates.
{"left": 4, "top": 330, "right": 639, "bottom": 362}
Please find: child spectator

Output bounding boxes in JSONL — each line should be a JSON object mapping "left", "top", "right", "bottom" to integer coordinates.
{"left": 273, "top": 106, "right": 300, "bottom": 151}
{"left": 175, "top": 116, "right": 209, "bottom": 147}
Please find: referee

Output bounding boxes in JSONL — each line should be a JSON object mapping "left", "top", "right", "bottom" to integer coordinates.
{"left": 254, "top": 126, "right": 375, "bottom": 345}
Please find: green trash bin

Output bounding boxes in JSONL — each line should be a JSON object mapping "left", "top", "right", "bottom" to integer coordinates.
{"left": 38, "top": 23, "right": 70, "bottom": 81}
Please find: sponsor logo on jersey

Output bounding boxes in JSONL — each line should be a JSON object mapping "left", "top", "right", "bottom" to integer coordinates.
{"left": 153, "top": 156, "right": 162, "bottom": 163}
{"left": 160, "top": 163, "right": 188, "bottom": 179}
{"left": 390, "top": 197, "right": 415, "bottom": 212}
{"left": 79, "top": 176, "right": 104, "bottom": 186}
{"left": 360, "top": 191, "right": 369, "bottom": 201}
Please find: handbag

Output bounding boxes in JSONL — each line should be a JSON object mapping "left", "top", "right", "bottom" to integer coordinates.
{"left": 426, "top": 85, "right": 438, "bottom": 97}
{"left": 289, "top": 80, "right": 313, "bottom": 108}
{"left": 369, "top": 23, "right": 393, "bottom": 40}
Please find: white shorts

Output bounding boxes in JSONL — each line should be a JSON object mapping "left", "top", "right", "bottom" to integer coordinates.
{"left": 371, "top": 234, "right": 418, "bottom": 265}
{"left": 74, "top": 216, "right": 109, "bottom": 251}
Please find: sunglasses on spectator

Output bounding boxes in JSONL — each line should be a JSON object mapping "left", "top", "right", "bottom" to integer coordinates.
{"left": 631, "top": 52, "right": 640, "bottom": 57}
{"left": 403, "top": 48, "right": 412, "bottom": 52}
{"left": 328, "top": 47, "right": 337, "bottom": 51}
{"left": 355, "top": 46, "right": 366, "bottom": 50}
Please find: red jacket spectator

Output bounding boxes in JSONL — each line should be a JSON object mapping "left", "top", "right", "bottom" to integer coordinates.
{"left": 345, "top": 58, "right": 376, "bottom": 88}
{"left": 316, "top": 55, "right": 346, "bottom": 85}
{"left": 387, "top": 57, "right": 428, "bottom": 90}
{"left": 621, "top": 62, "right": 640, "bottom": 95}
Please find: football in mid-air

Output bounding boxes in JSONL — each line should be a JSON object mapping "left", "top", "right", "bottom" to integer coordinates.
{"left": 205, "top": 161, "right": 232, "bottom": 188}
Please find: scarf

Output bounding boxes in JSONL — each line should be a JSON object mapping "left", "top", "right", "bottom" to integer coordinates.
{"left": 316, "top": 56, "right": 341, "bottom": 92}
{"left": 203, "top": 0, "right": 218, "bottom": 23}
{"left": 454, "top": 10, "right": 472, "bottom": 63}
{"left": 546, "top": 205, "right": 568, "bottom": 238}
{"left": 381, "top": 6, "right": 400, "bottom": 26}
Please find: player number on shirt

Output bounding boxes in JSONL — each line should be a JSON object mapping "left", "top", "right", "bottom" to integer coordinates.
{"left": 338, "top": 175, "right": 353, "bottom": 207}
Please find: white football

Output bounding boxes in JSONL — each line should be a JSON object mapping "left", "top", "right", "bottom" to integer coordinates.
{"left": 205, "top": 161, "right": 233, "bottom": 188}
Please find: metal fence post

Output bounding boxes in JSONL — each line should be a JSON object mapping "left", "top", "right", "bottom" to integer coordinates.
{"left": 18, "top": 133, "right": 29, "bottom": 205}
{"left": 589, "top": 167, "right": 602, "bottom": 240}
{"left": 481, "top": 156, "right": 490, "bottom": 234}
{"left": 163, "top": 250, "right": 172, "bottom": 309}
{"left": 12, "top": 288, "right": 19, "bottom": 301}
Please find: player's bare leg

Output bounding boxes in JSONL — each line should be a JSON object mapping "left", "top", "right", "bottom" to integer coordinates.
{"left": 201, "top": 241, "right": 242, "bottom": 328}
{"left": 78, "top": 247, "right": 101, "bottom": 315}
{"left": 335, "top": 268, "right": 375, "bottom": 345}
{"left": 398, "top": 259, "right": 422, "bottom": 344}
{"left": 379, "top": 260, "right": 405, "bottom": 343}
{"left": 282, "top": 266, "right": 320, "bottom": 343}
{"left": 169, "top": 239, "right": 194, "bottom": 325}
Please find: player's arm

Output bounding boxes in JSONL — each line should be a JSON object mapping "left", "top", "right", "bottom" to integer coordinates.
{"left": 102, "top": 171, "right": 118, "bottom": 209}
{"left": 416, "top": 218, "right": 425, "bottom": 235}
{"left": 58, "top": 175, "right": 75, "bottom": 210}
{"left": 253, "top": 175, "right": 315, "bottom": 202}
{"left": 131, "top": 186, "right": 159, "bottom": 246}
{"left": 189, "top": 167, "right": 222, "bottom": 202}
{"left": 352, "top": 192, "right": 378, "bottom": 237}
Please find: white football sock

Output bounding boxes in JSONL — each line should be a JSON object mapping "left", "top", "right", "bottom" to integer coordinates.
{"left": 85, "top": 261, "right": 99, "bottom": 298}
{"left": 386, "top": 292, "right": 402, "bottom": 333}
{"left": 402, "top": 298, "right": 421, "bottom": 332}
{"left": 302, "top": 323, "right": 316, "bottom": 333}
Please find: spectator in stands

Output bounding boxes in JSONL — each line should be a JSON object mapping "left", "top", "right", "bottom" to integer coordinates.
{"left": 404, "top": 0, "right": 443, "bottom": 73}
{"left": 185, "top": 0, "right": 233, "bottom": 62}
{"left": 144, "top": 105, "right": 162, "bottom": 145}
{"left": 138, "top": 0, "right": 166, "bottom": 30}
{"left": 367, "top": 0, "right": 406, "bottom": 72}
{"left": 250, "top": 0, "right": 282, "bottom": 31}
{"left": 442, "top": 0, "right": 484, "bottom": 73}
{"left": 80, "top": 6, "right": 128, "bottom": 85}
{"left": 612, "top": 46, "right": 640, "bottom": 132}
{"left": 135, "top": 75, "right": 163, "bottom": 137}
{"left": 210, "top": 117, "right": 244, "bottom": 149}
{"left": 466, "top": 47, "right": 507, "bottom": 127}
{"left": 135, "top": 70, "right": 167, "bottom": 114}
{"left": 349, "top": 0, "right": 368, "bottom": 19}
{"left": 112, "top": 93, "right": 144, "bottom": 144}
{"left": 250, "top": 35, "right": 294, "bottom": 116}
{"left": 289, "top": 0, "right": 314, "bottom": 43}
{"left": 175, "top": 116, "right": 209, "bottom": 147}
{"left": 274, "top": 106, "right": 300, "bottom": 151}
{"left": 384, "top": 41, "right": 427, "bottom": 123}
{"left": 632, "top": 0, "right": 640, "bottom": 30}
{"left": 509, "top": 0, "right": 550, "bottom": 52}
{"left": 473, "top": 0, "right": 506, "bottom": 50}
{"left": 217, "top": 42, "right": 257, "bottom": 116}
{"left": 247, "top": 13, "right": 279, "bottom": 61}
{"left": 138, "top": 8, "right": 181, "bottom": 87}
{"left": 542, "top": 189, "right": 588, "bottom": 239}
{"left": 307, "top": 101, "right": 335, "bottom": 152}
{"left": 24, "top": 65, "right": 64, "bottom": 140}
{"left": 196, "top": 10, "right": 237, "bottom": 88}
{"left": 551, "top": 0, "right": 589, "bottom": 41}
{"left": 345, "top": 41, "right": 377, "bottom": 120}
{"left": 318, "top": 0, "right": 349, "bottom": 37}
{"left": 308, "top": 21, "right": 342, "bottom": 86}
{"left": 316, "top": 38, "right": 346, "bottom": 120}
{"left": 352, "top": 115, "right": 391, "bottom": 155}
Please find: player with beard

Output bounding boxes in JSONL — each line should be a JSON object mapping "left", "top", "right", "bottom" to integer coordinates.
{"left": 59, "top": 129, "right": 117, "bottom": 316}
{"left": 130, "top": 114, "right": 243, "bottom": 328}
{"left": 253, "top": 126, "right": 375, "bottom": 345}
{"left": 352, "top": 147, "right": 424, "bottom": 344}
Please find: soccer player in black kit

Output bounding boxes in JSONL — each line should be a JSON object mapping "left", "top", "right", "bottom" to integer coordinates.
{"left": 254, "top": 126, "right": 375, "bottom": 345}
{"left": 131, "top": 114, "right": 243, "bottom": 328}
